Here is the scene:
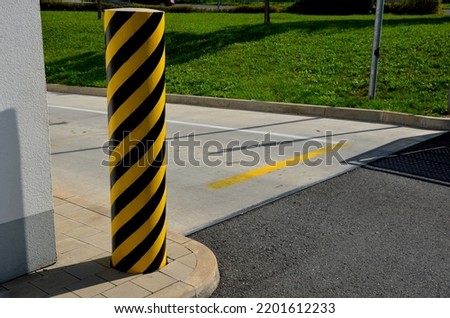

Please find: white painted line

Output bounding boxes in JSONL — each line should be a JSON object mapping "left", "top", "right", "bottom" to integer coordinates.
{"left": 49, "top": 104, "right": 330, "bottom": 143}
{"left": 49, "top": 104, "right": 107, "bottom": 115}
{"left": 168, "top": 119, "right": 330, "bottom": 142}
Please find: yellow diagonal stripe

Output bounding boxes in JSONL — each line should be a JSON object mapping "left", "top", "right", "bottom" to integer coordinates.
{"left": 103, "top": 11, "right": 115, "bottom": 33}
{"left": 155, "top": 247, "right": 167, "bottom": 270}
{"left": 108, "top": 58, "right": 165, "bottom": 138}
{"left": 106, "top": 18, "right": 164, "bottom": 103}
{"left": 111, "top": 189, "right": 166, "bottom": 266}
{"left": 110, "top": 125, "right": 166, "bottom": 204}
{"left": 105, "top": 9, "right": 167, "bottom": 275}
{"left": 111, "top": 154, "right": 166, "bottom": 236}
{"left": 128, "top": 221, "right": 167, "bottom": 273}
{"left": 105, "top": 12, "right": 152, "bottom": 68}
{"left": 209, "top": 142, "right": 348, "bottom": 189}
{"left": 109, "top": 93, "right": 165, "bottom": 172}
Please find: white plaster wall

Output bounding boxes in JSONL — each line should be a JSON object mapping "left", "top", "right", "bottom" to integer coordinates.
{"left": 0, "top": 0, "right": 53, "bottom": 223}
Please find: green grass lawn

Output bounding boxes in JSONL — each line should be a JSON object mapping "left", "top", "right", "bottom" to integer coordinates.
{"left": 41, "top": 11, "right": 450, "bottom": 116}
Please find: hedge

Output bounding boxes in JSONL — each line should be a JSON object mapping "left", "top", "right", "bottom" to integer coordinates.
{"left": 385, "top": 0, "right": 442, "bottom": 14}
{"left": 39, "top": 1, "right": 287, "bottom": 13}
{"left": 289, "top": 0, "right": 374, "bottom": 15}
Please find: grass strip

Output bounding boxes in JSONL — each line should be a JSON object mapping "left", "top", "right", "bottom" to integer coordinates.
{"left": 42, "top": 11, "right": 450, "bottom": 116}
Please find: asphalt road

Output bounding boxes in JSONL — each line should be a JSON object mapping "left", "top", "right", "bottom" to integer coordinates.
{"left": 48, "top": 92, "right": 440, "bottom": 235}
{"left": 190, "top": 132, "right": 450, "bottom": 297}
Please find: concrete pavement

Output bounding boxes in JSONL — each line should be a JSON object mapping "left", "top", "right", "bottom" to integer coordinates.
{"left": 47, "top": 89, "right": 446, "bottom": 235}
{"left": 2, "top": 86, "right": 448, "bottom": 298}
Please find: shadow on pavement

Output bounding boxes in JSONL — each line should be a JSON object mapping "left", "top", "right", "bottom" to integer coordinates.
{"left": 190, "top": 130, "right": 450, "bottom": 297}
{"left": 366, "top": 132, "right": 450, "bottom": 186}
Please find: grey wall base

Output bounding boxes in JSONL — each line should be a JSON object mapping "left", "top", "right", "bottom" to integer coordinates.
{"left": 0, "top": 210, "right": 56, "bottom": 283}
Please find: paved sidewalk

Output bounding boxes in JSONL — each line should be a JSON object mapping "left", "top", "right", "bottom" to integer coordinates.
{"left": 0, "top": 196, "right": 219, "bottom": 298}
{"left": 3, "top": 85, "right": 448, "bottom": 298}
{"left": 48, "top": 89, "right": 447, "bottom": 236}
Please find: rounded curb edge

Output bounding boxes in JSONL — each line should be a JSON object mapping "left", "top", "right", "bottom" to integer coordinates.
{"left": 53, "top": 192, "right": 220, "bottom": 298}
{"left": 47, "top": 83, "right": 450, "bottom": 131}
{"left": 147, "top": 236, "right": 220, "bottom": 298}
{"left": 181, "top": 239, "right": 220, "bottom": 298}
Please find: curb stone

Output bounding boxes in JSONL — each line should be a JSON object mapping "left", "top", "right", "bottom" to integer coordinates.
{"left": 61, "top": 194, "right": 221, "bottom": 298}
{"left": 47, "top": 84, "right": 450, "bottom": 131}
{"left": 0, "top": 195, "right": 220, "bottom": 298}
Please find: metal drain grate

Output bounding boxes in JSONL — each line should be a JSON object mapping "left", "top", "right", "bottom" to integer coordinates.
{"left": 367, "top": 132, "right": 450, "bottom": 186}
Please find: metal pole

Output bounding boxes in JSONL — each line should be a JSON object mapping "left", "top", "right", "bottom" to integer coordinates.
{"left": 369, "top": 0, "right": 385, "bottom": 100}
{"left": 448, "top": 86, "right": 450, "bottom": 114}
{"left": 97, "top": 0, "right": 101, "bottom": 20}
{"left": 264, "top": 0, "right": 270, "bottom": 24}
{"left": 104, "top": 8, "right": 167, "bottom": 274}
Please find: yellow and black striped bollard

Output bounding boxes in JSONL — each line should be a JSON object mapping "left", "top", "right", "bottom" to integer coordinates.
{"left": 104, "top": 8, "right": 167, "bottom": 274}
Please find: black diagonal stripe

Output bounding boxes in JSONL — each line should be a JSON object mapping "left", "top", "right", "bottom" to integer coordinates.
{"left": 109, "top": 108, "right": 165, "bottom": 188}
{"left": 144, "top": 238, "right": 167, "bottom": 273}
{"left": 112, "top": 175, "right": 166, "bottom": 249}
{"left": 105, "top": 11, "right": 134, "bottom": 46}
{"left": 109, "top": 74, "right": 165, "bottom": 150}
{"left": 113, "top": 209, "right": 167, "bottom": 273}
{"left": 111, "top": 142, "right": 165, "bottom": 220}
{"left": 108, "top": 37, "right": 165, "bottom": 119}
{"left": 106, "top": 13, "right": 163, "bottom": 81}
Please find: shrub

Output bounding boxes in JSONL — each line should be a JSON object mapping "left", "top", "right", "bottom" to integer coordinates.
{"left": 39, "top": 1, "right": 287, "bottom": 13}
{"left": 289, "top": 0, "right": 374, "bottom": 15}
{"left": 40, "top": 1, "right": 121, "bottom": 11}
{"left": 40, "top": 1, "right": 197, "bottom": 12}
{"left": 385, "top": 0, "right": 442, "bottom": 14}
{"left": 226, "top": 4, "right": 283, "bottom": 13}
